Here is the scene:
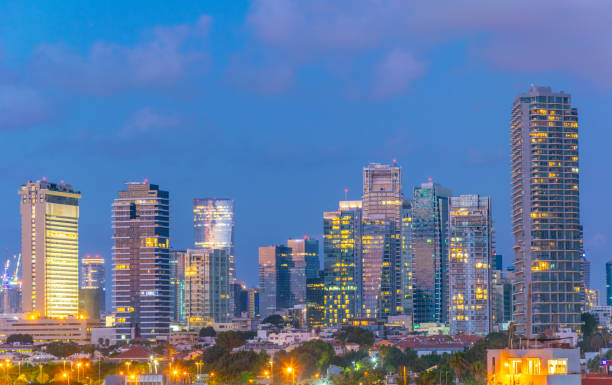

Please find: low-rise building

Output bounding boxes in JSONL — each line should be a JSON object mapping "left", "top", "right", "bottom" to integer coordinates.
{"left": 487, "top": 348, "right": 580, "bottom": 385}
{"left": 0, "top": 315, "right": 99, "bottom": 345}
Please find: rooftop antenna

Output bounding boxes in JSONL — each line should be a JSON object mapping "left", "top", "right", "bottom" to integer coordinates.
{"left": 344, "top": 188, "right": 348, "bottom": 200}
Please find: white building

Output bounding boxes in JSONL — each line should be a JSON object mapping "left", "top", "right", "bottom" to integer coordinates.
{"left": 487, "top": 348, "right": 580, "bottom": 385}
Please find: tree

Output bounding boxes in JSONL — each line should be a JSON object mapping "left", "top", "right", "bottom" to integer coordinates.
{"left": 202, "top": 345, "right": 228, "bottom": 365}
{"left": 471, "top": 361, "right": 486, "bottom": 385}
{"left": 287, "top": 340, "right": 335, "bottom": 378}
{"left": 262, "top": 314, "right": 285, "bottom": 328}
{"left": 6, "top": 334, "right": 33, "bottom": 345}
{"left": 45, "top": 342, "right": 80, "bottom": 358}
{"left": 215, "top": 331, "right": 247, "bottom": 351}
{"left": 337, "top": 326, "right": 374, "bottom": 347}
{"left": 448, "top": 352, "right": 469, "bottom": 383}
{"left": 200, "top": 326, "right": 217, "bottom": 337}
{"left": 379, "top": 346, "right": 408, "bottom": 371}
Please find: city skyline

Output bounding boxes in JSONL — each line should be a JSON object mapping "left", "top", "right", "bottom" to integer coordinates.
{"left": 0, "top": 2, "right": 610, "bottom": 301}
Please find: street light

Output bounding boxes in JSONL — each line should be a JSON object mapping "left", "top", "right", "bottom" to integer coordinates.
{"left": 286, "top": 366, "right": 295, "bottom": 385}
{"left": 63, "top": 371, "right": 70, "bottom": 385}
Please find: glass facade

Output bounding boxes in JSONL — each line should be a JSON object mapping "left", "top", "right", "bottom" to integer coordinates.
{"left": 323, "top": 201, "right": 362, "bottom": 326}
{"left": 511, "top": 86, "right": 583, "bottom": 335}
{"left": 80, "top": 254, "right": 106, "bottom": 315}
{"left": 606, "top": 262, "right": 612, "bottom": 306}
{"left": 19, "top": 181, "right": 81, "bottom": 318}
{"left": 113, "top": 183, "right": 170, "bottom": 341}
{"left": 193, "top": 199, "right": 235, "bottom": 283}
{"left": 409, "top": 182, "right": 451, "bottom": 325}
{"left": 448, "top": 194, "right": 493, "bottom": 335}
{"left": 258, "top": 245, "right": 293, "bottom": 318}
{"left": 169, "top": 250, "right": 186, "bottom": 324}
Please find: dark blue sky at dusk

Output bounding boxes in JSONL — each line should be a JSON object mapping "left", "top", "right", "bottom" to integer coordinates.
{"left": 1, "top": 1, "right": 611, "bottom": 297}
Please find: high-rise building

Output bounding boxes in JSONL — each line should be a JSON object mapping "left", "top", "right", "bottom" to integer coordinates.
{"left": 606, "top": 262, "right": 612, "bottom": 306}
{"left": 80, "top": 254, "right": 106, "bottom": 315}
{"left": 170, "top": 250, "right": 186, "bottom": 324}
{"left": 233, "top": 281, "right": 249, "bottom": 317}
{"left": 409, "top": 181, "right": 451, "bottom": 325}
{"left": 19, "top": 180, "right": 81, "bottom": 318}
{"left": 287, "top": 238, "right": 320, "bottom": 305}
{"left": 306, "top": 272, "right": 325, "bottom": 329}
{"left": 581, "top": 255, "right": 590, "bottom": 290}
{"left": 323, "top": 201, "right": 362, "bottom": 326}
{"left": 361, "top": 163, "right": 405, "bottom": 319}
{"left": 193, "top": 199, "right": 235, "bottom": 283}
{"left": 0, "top": 254, "right": 22, "bottom": 314}
{"left": 448, "top": 194, "right": 493, "bottom": 336}
{"left": 184, "top": 248, "right": 231, "bottom": 326}
{"left": 258, "top": 245, "right": 293, "bottom": 318}
{"left": 113, "top": 182, "right": 170, "bottom": 341}
{"left": 247, "top": 288, "right": 259, "bottom": 318}
{"left": 511, "top": 86, "right": 583, "bottom": 335}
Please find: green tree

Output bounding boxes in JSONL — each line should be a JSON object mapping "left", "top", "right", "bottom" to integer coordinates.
{"left": 337, "top": 326, "right": 374, "bottom": 347}
{"left": 45, "top": 342, "right": 80, "bottom": 358}
{"left": 262, "top": 314, "right": 285, "bottom": 328}
{"left": 448, "top": 352, "right": 469, "bottom": 383}
{"left": 200, "top": 326, "right": 217, "bottom": 337}
{"left": 6, "top": 334, "right": 33, "bottom": 344}
{"left": 471, "top": 361, "right": 486, "bottom": 385}
{"left": 379, "top": 346, "right": 408, "bottom": 372}
{"left": 215, "top": 331, "right": 248, "bottom": 351}
{"left": 202, "top": 345, "right": 228, "bottom": 365}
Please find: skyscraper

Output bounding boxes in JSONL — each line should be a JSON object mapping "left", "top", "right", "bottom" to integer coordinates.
{"left": 80, "top": 254, "right": 106, "bottom": 316}
{"left": 258, "top": 245, "right": 293, "bottom": 318}
{"left": 448, "top": 194, "right": 493, "bottom": 336}
{"left": 607, "top": 262, "right": 612, "bottom": 306}
{"left": 511, "top": 86, "right": 583, "bottom": 335}
{"left": 169, "top": 250, "right": 186, "bottom": 324}
{"left": 184, "top": 248, "right": 231, "bottom": 325}
{"left": 113, "top": 182, "right": 170, "bottom": 341}
{"left": 193, "top": 199, "right": 235, "bottom": 282}
{"left": 19, "top": 180, "right": 81, "bottom": 318}
{"left": 323, "top": 201, "right": 362, "bottom": 326}
{"left": 409, "top": 181, "right": 452, "bottom": 325}
{"left": 306, "top": 272, "right": 325, "bottom": 329}
{"left": 361, "top": 163, "right": 404, "bottom": 319}
{"left": 287, "top": 238, "right": 320, "bottom": 305}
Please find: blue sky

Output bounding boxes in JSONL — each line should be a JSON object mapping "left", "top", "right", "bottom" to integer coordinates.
{"left": 1, "top": 1, "right": 611, "bottom": 297}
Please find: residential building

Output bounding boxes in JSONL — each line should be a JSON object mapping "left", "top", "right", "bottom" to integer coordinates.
{"left": 448, "top": 194, "right": 493, "bottom": 336}
{"left": 409, "top": 181, "right": 452, "bottom": 325}
{"left": 510, "top": 86, "right": 583, "bottom": 335}
{"left": 487, "top": 348, "right": 580, "bottom": 385}
{"left": 19, "top": 180, "right": 81, "bottom": 318}
{"left": 80, "top": 254, "right": 106, "bottom": 316}
{"left": 184, "top": 248, "right": 231, "bottom": 326}
{"left": 112, "top": 182, "right": 170, "bottom": 341}
{"left": 258, "top": 245, "right": 293, "bottom": 318}
{"left": 193, "top": 199, "right": 235, "bottom": 283}
{"left": 247, "top": 288, "right": 259, "bottom": 318}
{"left": 323, "top": 200, "right": 362, "bottom": 326}
{"left": 588, "top": 306, "right": 612, "bottom": 330}
{"left": 169, "top": 250, "right": 186, "bottom": 324}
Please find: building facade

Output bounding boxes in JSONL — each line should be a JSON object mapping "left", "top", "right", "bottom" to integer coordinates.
{"left": 258, "top": 246, "right": 293, "bottom": 318}
{"left": 80, "top": 254, "right": 106, "bottom": 315}
{"left": 112, "top": 182, "right": 170, "bottom": 341}
{"left": 19, "top": 180, "right": 81, "bottom": 318}
{"left": 448, "top": 194, "right": 493, "bottom": 335}
{"left": 306, "top": 272, "right": 325, "bottom": 329}
{"left": 607, "top": 262, "right": 612, "bottom": 306}
{"left": 184, "top": 248, "right": 231, "bottom": 326}
{"left": 323, "top": 201, "right": 362, "bottom": 326}
{"left": 169, "top": 250, "right": 186, "bottom": 324}
{"left": 510, "top": 86, "right": 583, "bottom": 335}
{"left": 193, "top": 199, "right": 235, "bottom": 283}
{"left": 287, "top": 237, "right": 320, "bottom": 305}
{"left": 409, "top": 181, "right": 452, "bottom": 325}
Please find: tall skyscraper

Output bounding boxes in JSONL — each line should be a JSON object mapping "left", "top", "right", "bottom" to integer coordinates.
{"left": 607, "top": 262, "right": 612, "bottom": 306}
{"left": 113, "top": 182, "right": 170, "bottom": 341}
{"left": 287, "top": 238, "right": 320, "bottom": 305}
{"left": 511, "top": 86, "right": 583, "bottom": 335}
{"left": 184, "top": 248, "right": 231, "bottom": 325}
{"left": 306, "top": 272, "right": 325, "bottom": 329}
{"left": 19, "top": 180, "right": 81, "bottom": 318}
{"left": 80, "top": 254, "right": 106, "bottom": 316}
{"left": 323, "top": 201, "right": 362, "bottom": 326}
{"left": 193, "top": 199, "right": 235, "bottom": 283}
{"left": 169, "top": 250, "right": 186, "bottom": 324}
{"left": 361, "top": 163, "right": 405, "bottom": 319}
{"left": 409, "top": 181, "right": 452, "bottom": 325}
{"left": 258, "top": 245, "right": 293, "bottom": 318}
{"left": 448, "top": 194, "right": 493, "bottom": 336}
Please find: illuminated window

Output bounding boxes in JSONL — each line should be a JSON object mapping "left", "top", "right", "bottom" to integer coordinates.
{"left": 510, "top": 359, "right": 522, "bottom": 375}
{"left": 548, "top": 359, "right": 567, "bottom": 374}
{"left": 526, "top": 358, "right": 541, "bottom": 374}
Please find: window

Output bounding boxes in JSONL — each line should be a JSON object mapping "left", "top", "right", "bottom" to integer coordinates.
{"left": 548, "top": 359, "right": 567, "bottom": 374}
{"left": 526, "top": 358, "right": 541, "bottom": 374}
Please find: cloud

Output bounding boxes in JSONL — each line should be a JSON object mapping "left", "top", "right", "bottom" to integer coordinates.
{"left": 121, "top": 107, "right": 179, "bottom": 136}
{"left": 29, "top": 15, "right": 212, "bottom": 95}
{"left": 373, "top": 50, "right": 425, "bottom": 97}
{"left": 243, "top": 0, "right": 612, "bottom": 91}
{"left": 0, "top": 85, "right": 51, "bottom": 130}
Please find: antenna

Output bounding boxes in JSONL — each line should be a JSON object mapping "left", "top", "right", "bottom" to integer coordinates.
{"left": 344, "top": 188, "right": 348, "bottom": 200}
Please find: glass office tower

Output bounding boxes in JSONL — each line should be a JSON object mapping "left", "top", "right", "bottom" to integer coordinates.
{"left": 448, "top": 194, "right": 493, "bottom": 336}
{"left": 193, "top": 199, "right": 235, "bottom": 282}
{"left": 258, "top": 245, "right": 293, "bottom": 318}
{"left": 113, "top": 182, "right": 170, "bottom": 341}
{"left": 409, "top": 181, "right": 451, "bottom": 325}
{"left": 80, "top": 254, "right": 106, "bottom": 317}
{"left": 19, "top": 180, "right": 81, "bottom": 318}
{"left": 323, "top": 201, "right": 362, "bottom": 326}
{"left": 511, "top": 86, "right": 583, "bottom": 335}
{"left": 606, "top": 262, "right": 612, "bottom": 306}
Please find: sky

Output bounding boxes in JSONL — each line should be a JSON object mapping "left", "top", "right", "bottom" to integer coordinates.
{"left": 0, "top": 1, "right": 611, "bottom": 299}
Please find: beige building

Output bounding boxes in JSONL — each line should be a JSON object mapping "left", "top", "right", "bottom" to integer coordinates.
{"left": 487, "top": 348, "right": 580, "bottom": 385}
{"left": 19, "top": 180, "right": 81, "bottom": 318}
{"left": 0, "top": 315, "right": 97, "bottom": 345}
